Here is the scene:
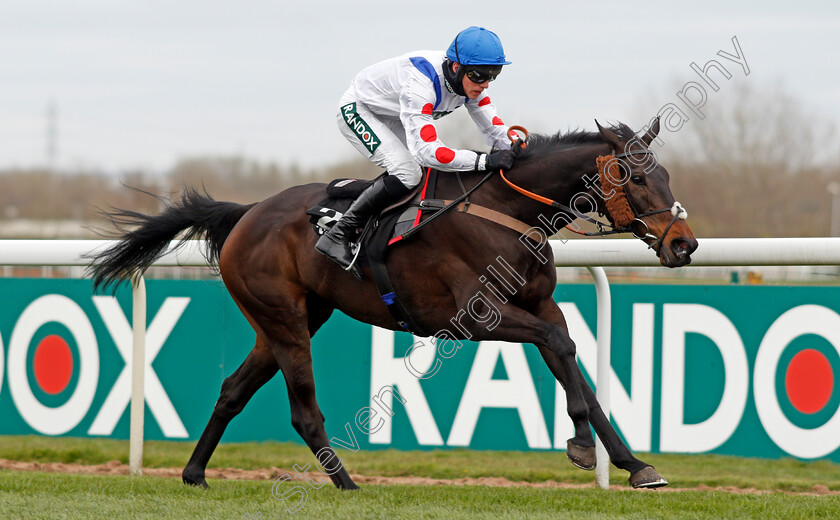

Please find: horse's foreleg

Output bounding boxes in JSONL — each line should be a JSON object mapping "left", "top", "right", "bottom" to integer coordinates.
{"left": 469, "top": 302, "right": 595, "bottom": 457}
{"left": 275, "top": 344, "right": 359, "bottom": 490}
{"left": 579, "top": 378, "right": 647, "bottom": 472}
{"left": 535, "top": 342, "right": 645, "bottom": 471}
{"left": 582, "top": 381, "right": 668, "bottom": 487}
{"left": 533, "top": 300, "right": 667, "bottom": 487}
{"left": 541, "top": 325, "right": 598, "bottom": 460}
{"left": 182, "top": 342, "right": 278, "bottom": 487}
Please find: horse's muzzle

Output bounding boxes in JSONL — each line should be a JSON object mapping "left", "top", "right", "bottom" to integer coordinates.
{"left": 661, "top": 236, "right": 698, "bottom": 267}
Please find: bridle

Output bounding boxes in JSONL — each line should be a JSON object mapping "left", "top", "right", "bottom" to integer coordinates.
{"left": 606, "top": 149, "right": 688, "bottom": 251}
{"left": 499, "top": 126, "right": 688, "bottom": 254}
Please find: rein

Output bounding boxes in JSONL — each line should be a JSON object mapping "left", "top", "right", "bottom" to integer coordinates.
{"left": 500, "top": 127, "right": 688, "bottom": 252}
{"left": 499, "top": 168, "right": 618, "bottom": 234}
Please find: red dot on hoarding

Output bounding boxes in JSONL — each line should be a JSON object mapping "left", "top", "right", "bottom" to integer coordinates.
{"left": 33, "top": 335, "right": 74, "bottom": 395}
{"left": 785, "top": 349, "right": 833, "bottom": 414}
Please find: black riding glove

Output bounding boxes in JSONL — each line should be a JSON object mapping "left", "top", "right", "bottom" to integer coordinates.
{"left": 481, "top": 150, "right": 515, "bottom": 172}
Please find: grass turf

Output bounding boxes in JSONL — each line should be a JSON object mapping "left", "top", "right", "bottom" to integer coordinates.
{"left": 0, "top": 436, "right": 839, "bottom": 492}
{"left": 1, "top": 471, "right": 839, "bottom": 520}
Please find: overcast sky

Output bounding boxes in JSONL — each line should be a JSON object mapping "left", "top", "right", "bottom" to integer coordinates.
{"left": 1, "top": 1, "right": 838, "bottom": 173}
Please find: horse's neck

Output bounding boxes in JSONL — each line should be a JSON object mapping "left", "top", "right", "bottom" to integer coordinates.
{"left": 483, "top": 144, "right": 609, "bottom": 225}
{"left": 430, "top": 143, "right": 609, "bottom": 228}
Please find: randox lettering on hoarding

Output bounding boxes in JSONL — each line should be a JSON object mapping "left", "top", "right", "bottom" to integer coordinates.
{"left": 0, "top": 280, "right": 837, "bottom": 463}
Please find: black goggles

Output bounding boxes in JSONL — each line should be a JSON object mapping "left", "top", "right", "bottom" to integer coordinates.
{"left": 465, "top": 65, "right": 502, "bottom": 84}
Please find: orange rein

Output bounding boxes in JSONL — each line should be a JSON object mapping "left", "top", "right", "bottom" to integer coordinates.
{"left": 499, "top": 125, "right": 636, "bottom": 235}
{"left": 499, "top": 126, "right": 586, "bottom": 235}
{"left": 500, "top": 125, "right": 557, "bottom": 206}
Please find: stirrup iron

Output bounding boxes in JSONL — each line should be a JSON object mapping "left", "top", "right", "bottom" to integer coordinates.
{"left": 345, "top": 242, "right": 362, "bottom": 272}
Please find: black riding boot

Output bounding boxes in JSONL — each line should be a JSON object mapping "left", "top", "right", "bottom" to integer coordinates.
{"left": 315, "top": 175, "right": 410, "bottom": 274}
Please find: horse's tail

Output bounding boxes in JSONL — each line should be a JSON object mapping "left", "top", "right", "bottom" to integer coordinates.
{"left": 88, "top": 187, "right": 256, "bottom": 291}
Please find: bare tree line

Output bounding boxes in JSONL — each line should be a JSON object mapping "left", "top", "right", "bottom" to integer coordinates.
{"left": 0, "top": 157, "right": 379, "bottom": 237}
{"left": 1, "top": 83, "right": 837, "bottom": 238}
{"left": 658, "top": 82, "right": 838, "bottom": 237}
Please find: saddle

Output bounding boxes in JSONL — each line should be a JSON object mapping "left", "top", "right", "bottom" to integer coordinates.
{"left": 306, "top": 172, "right": 433, "bottom": 248}
{"left": 306, "top": 169, "right": 532, "bottom": 335}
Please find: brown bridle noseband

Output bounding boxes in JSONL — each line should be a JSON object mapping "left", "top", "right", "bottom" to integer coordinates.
{"left": 608, "top": 149, "right": 688, "bottom": 251}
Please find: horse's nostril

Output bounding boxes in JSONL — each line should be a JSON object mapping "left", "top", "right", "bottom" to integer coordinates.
{"left": 671, "top": 238, "right": 690, "bottom": 258}
{"left": 669, "top": 237, "right": 698, "bottom": 259}
{"left": 686, "top": 237, "right": 699, "bottom": 255}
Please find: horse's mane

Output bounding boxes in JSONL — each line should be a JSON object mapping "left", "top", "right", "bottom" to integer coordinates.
{"left": 517, "top": 123, "right": 637, "bottom": 160}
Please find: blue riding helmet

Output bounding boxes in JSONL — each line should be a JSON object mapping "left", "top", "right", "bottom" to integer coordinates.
{"left": 446, "top": 26, "right": 511, "bottom": 66}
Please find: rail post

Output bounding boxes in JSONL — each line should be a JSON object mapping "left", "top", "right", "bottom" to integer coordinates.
{"left": 587, "top": 266, "right": 612, "bottom": 490}
{"left": 129, "top": 274, "right": 146, "bottom": 476}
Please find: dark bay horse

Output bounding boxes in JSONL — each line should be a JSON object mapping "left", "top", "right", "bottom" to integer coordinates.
{"left": 90, "top": 119, "right": 698, "bottom": 490}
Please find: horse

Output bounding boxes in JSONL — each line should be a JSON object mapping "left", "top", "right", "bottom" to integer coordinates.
{"left": 89, "top": 118, "right": 698, "bottom": 490}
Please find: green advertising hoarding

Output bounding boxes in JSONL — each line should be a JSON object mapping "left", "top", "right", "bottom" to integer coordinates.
{"left": 0, "top": 278, "right": 838, "bottom": 462}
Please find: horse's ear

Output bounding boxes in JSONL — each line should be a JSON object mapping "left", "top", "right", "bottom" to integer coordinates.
{"left": 641, "top": 116, "right": 661, "bottom": 146}
{"left": 595, "top": 120, "right": 622, "bottom": 150}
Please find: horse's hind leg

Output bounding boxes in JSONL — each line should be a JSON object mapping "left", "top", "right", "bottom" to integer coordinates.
{"left": 273, "top": 340, "right": 359, "bottom": 490}
{"left": 306, "top": 293, "right": 334, "bottom": 425}
{"left": 182, "top": 341, "right": 278, "bottom": 487}
{"left": 247, "top": 288, "right": 357, "bottom": 490}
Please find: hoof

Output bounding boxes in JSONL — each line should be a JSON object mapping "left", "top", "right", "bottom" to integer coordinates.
{"left": 629, "top": 466, "right": 668, "bottom": 489}
{"left": 566, "top": 440, "right": 596, "bottom": 471}
{"left": 182, "top": 468, "right": 209, "bottom": 489}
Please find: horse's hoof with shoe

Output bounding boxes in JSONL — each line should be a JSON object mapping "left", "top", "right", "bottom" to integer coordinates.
{"left": 629, "top": 466, "right": 668, "bottom": 489}
{"left": 182, "top": 468, "right": 209, "bottom": 489}
{"left": 566, "top": 440, "right": 597, "bottom": 471}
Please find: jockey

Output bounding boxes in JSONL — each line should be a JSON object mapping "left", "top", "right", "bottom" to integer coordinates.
{"left": 316, "top": 26, "right": 517, "bottom": 272}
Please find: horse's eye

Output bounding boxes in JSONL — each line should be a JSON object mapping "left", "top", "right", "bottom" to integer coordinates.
{"left": 631, "top": 175, "right": 646, "bottom": 186}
